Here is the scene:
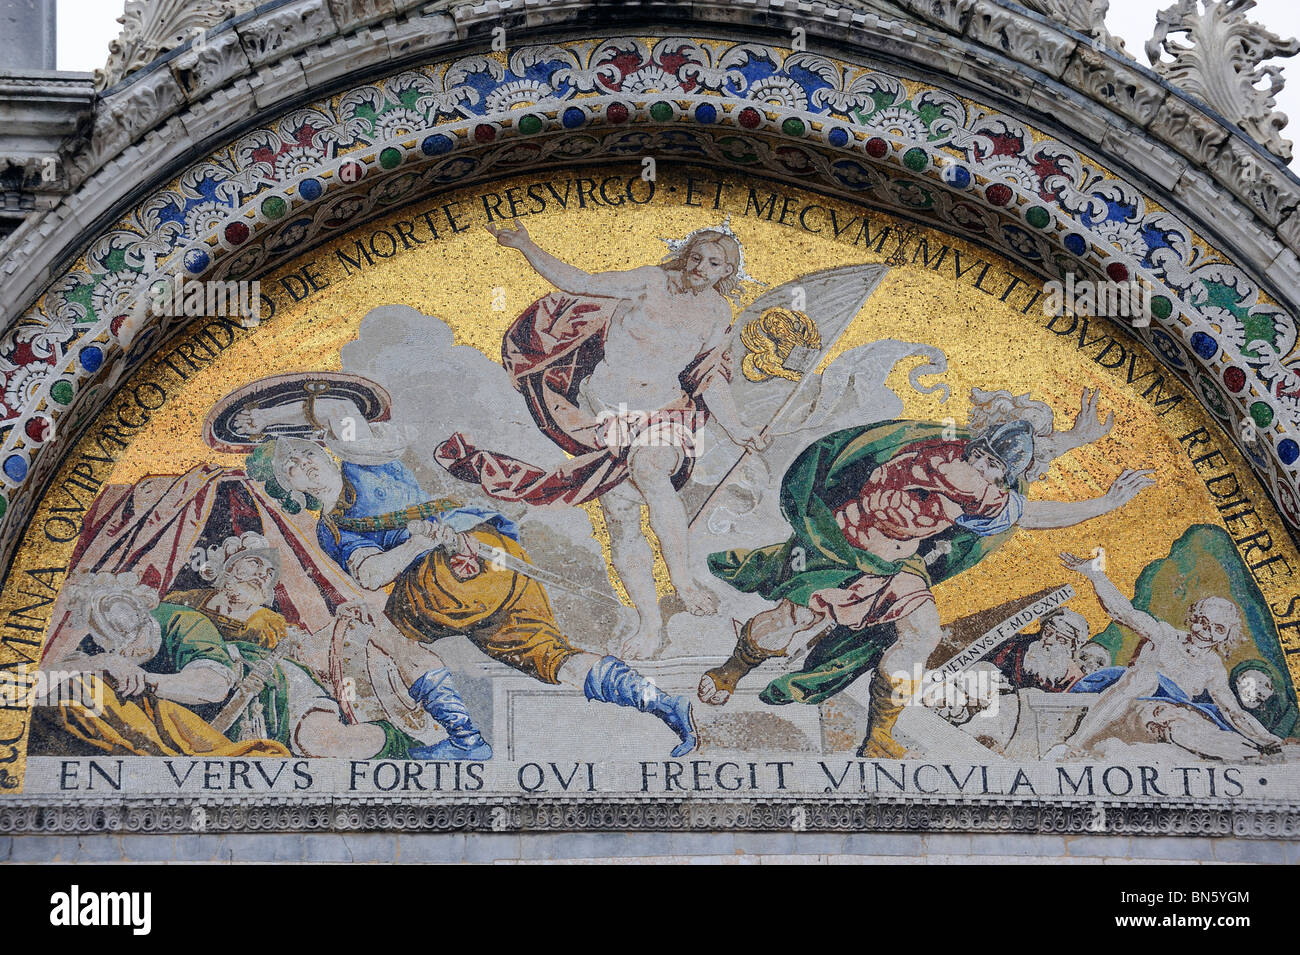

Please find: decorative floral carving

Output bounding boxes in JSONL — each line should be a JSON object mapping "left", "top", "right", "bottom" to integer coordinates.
{"left": 968, "top": 1, "right": 1078, "bottom": 78}
{"left": 1146, "top": 0, "right": 1300, "bottom": 160}
{"left": 1020, "top": 0, "right": 1128, "bottom": 53}
{"left": 0, "top": 795, "right": 1292, "bottom": 836}
{"left": 96, "top": 0, "right": 258, "bottom": 92}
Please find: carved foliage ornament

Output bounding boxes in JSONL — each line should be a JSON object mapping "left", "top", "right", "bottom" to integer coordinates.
{"left": 1018, "top": 0, "right": 1129, "bottom": 53}
{"left": 1146, "top": 0, "right": 1300, "bottom": 160}
{"left": 95, "top": 0, "right": 258, "bottom": 91}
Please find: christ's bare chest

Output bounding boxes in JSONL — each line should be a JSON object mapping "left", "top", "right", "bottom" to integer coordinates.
{"left": 610, "top": 287, "right": 714, "bottom": 358}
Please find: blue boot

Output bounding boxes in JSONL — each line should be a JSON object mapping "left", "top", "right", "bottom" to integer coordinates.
{"left": 584, "top": 656, "right": 697, "bottom": 757}
{"left": 406, "top": 668, "right": 493, "bottom": 761}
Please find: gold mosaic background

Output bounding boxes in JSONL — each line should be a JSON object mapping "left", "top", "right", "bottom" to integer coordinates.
{"left": 4, "top": 165, "right": 1297, "bottom": 781}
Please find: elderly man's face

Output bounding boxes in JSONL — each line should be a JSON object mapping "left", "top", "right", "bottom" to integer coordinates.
{"left": 222, "top": 555, "right": 277, "bottom": 605}
{"left": 1040, "top": 618, "right": 1082, "bottom": 651}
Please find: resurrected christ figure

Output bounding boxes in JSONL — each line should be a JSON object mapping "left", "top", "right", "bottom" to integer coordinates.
{"left": 436, "top": 221, "right": 766, "bottom": 658}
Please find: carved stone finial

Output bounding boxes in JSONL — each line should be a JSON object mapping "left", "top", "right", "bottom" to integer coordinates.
{"left": 1019, "top": 0, "right": 1129, "bottom": 54}
{"left": 94, "top": 0, "right": 258, "bottom": 92}
{"left": 1146, "top": 0, "right": 1300, "bottom": 160}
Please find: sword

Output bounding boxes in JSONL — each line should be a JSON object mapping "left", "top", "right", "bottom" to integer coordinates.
{"left": 477, "top": 543, "right": 626, "bottom": 609}
{"left": 211, "top": 632, "right": 299, "bottom": 734}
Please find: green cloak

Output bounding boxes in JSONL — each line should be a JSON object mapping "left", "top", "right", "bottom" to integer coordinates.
{"left": 707, "top": 420, "right": 1021, "bottom": 706}
{"left": 148, "top": 602, "right": 294, "bottom": 746}
{"left": 1230, "top": 659, "right": 1300, "bottom": 739}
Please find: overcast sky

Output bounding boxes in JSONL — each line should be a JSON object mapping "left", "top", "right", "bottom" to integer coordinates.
{"left": 55, "top": 0, "right": 1300, "bottom": 165}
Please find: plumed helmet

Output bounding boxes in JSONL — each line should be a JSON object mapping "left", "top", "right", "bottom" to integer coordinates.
{"left": 966, "top": 419, "right": 1036, "bottom": 483}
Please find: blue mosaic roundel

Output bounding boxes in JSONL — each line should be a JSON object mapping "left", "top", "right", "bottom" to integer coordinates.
{"left": 299, "top": 178, "right": 324, "bottom": 201}
{"left": 562, "top": 107, "right": 586, "bottom": 129}
{"left": 1280, "top": 439, "right": 1300, "bottom": 465}
{"left": 422, "top": 134, "right": 454, "bottom": 155}
{"left": 827, "top": 126, "right": 849, "bottom": 147}
{"left": 1190, "top": 332, "right": 1218, "bottom": 359}
{"left": 694, "top": 103, "right": 717, "bottom": 125}
{"left": 1063, "top": 233, "right": 1087, "bottom": 256}
{"left": 183, "top": 249, "right": 209, "bottom": 274}
{"left": 947, "top": 165, "right": 971, "bottom": 189}
{"left": 79, "top": 345, "right": 103, "bottom": 373}
{"left": 3, "top": 455, "right": 26, "bottom": 483}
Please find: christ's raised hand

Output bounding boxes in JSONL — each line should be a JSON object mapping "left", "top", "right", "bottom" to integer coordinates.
{"left": 485, "top": 220, "right": 531, "bottom": 249}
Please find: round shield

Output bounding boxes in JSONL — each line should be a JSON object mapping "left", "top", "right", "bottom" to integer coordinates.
{"left": 203, "top": 372, "right": 392, "bottom": 452}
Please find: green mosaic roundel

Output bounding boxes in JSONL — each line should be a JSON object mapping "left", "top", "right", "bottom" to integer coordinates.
{"left": 50, "top": 380, "right": 74, "bottom": 405}
{"left": 902, "top": 148, "right": 928, "bottom": 172}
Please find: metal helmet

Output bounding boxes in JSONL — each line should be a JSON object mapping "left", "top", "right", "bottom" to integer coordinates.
{"left": 966, "top": 419, "right": 1035, "bottom": 483}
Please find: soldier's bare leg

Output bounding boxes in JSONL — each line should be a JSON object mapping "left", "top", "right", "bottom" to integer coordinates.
{"left": 699, "top": 599, "right": 825, "bottom": 705}
{"left": 361, "top": 615, "right": 448, "bottom": 688}
{"left": 293, "top": 710, "right": 388, "bottom": 758}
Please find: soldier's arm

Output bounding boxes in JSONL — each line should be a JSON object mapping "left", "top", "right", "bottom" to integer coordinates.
{"left": 350, "top": 521, "right": 461, "bottom": 590}
{"left": 149, "top": 660, "right": 236, "bottom": 705}
{"left": 1040, "top": 388, "right": 1115, "bottom": 461}
{"left": 350, "top": 542, "right": 420, "bottom": 590}
{"left": 1019, "top": 469, "right": 1154, "bottom": 529}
